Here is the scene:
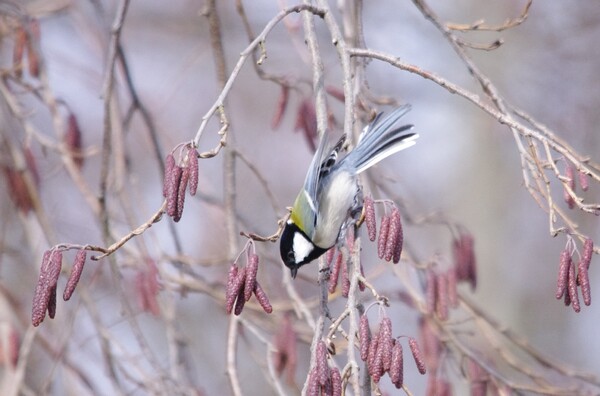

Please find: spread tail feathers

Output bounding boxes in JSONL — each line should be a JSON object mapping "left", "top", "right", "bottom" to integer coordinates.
{"left": 347, "top": 105, "right": 418, "bottom": 174}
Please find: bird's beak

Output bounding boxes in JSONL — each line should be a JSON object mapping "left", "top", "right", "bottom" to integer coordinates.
{"left": 290, "top": 267, "right": 298, "bottom": 279}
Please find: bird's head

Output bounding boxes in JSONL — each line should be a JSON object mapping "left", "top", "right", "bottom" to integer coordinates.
{"left": 280, "top": 220, "right": 326, "bottom": 278}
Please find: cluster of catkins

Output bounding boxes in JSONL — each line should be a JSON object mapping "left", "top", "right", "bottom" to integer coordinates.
{"left": 426, "top": 267, "right": 458, "bottom": 321}
{"left": 31, "top": 248, "right": 87, "bottom": 326}
{"left": 359, "top": 314, "right": 426, "bottom": 389}
{"left": 225, "top": 251, "right": 272, "bottom": 315}
{"left": 163, "top": 144, "right": 199, "bottom": 222}
{"left": 563, "top": 161, "right": 589, "bottom": 209}
{"left": 364, "top": 196, "right": 404, "bottom": 264}
{"left": 424, "top": 229, "right": 477, "bottom": 322}
{"left": 326, "top": 229, "right": 366, "bottom": 297}
{"left": 306, "top": 341, "right": 342, "bottom": 396}
{"left": 556, "top": 238, "right": 593, "bottom": 312}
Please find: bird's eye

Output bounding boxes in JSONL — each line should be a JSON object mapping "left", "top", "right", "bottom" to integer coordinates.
{"left": 287, "top": 251, "right": 295, "bottom": 260}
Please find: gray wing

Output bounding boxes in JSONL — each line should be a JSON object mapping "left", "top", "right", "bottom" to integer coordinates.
{"left": 302, "top": 129, "right": 331, "bottom": 226}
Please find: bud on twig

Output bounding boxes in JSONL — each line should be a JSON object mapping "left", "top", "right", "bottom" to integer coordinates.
{"left": 579, "top": 170, "right": 589, "bottom": 192}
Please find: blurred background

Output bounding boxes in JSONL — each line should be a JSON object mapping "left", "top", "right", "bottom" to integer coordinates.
{"left": 0, "top": 0, "right": 599, "bottom": 394}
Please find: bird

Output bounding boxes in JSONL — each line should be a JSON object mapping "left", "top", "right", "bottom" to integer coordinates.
{"left": 280, "top": 105, "right": 418, "bottom": 278}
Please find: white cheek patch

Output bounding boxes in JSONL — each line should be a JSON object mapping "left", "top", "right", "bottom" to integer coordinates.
{"left": 293, "top": 232, "right": 314, "bottom": 263}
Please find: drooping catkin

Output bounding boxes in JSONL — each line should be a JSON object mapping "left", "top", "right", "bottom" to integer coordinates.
{"left": 163, "top": 154, "right": 175, "bottom": 198}
{"left": 63, "top": 250, "right": 86, "bottom": 301}
{"left": 316, "top": 341, "right": 329, "bottom": 386}
{"left": 408, "top": 337, "right": 427, "bottom": 374}
{"left": 188, "top": 146, "right": 199, "bottom": 196}
{"left": 556, "top": 249, "right": 571, "bottom": 300}
{"left": 577, "top": 259, "right": 591, "bottom": 306}
{"left": 328, "top": 249, "right": 342, "bottom": 294}
{"left": 166, "top": 165, "right": 183, "bottom": 217}
{"left": 435, "top": 272, "right": 449, "bottom": 321}
{"left": 390, "top": 340, "right": 404, "bottom": 388}
{"left": 244, "top": 254, "right": 259, "bottom": 302}
{"left": 359, "top": 314, "right": 370, "bottom": 361}
{"left": 330, "top": 367, "right": 342, "bottom": 396}
{"left": 377, "top": 215, "right": 390, "bottom": 259}
{"left": 582, "top": 238, "right": 594, "bottom": 269}
{"left": 253, "top": 282, "right": 273, "bottom": 314}
{"left": 364, "top": 196, "right": 377, "bottom": 242}
{"left": 225, "top": 266, "right": 245, "bottom": 315}
{"left": 174, "top": 165, "right": 189, "bottom": 222}
{"left": 379, "top": 317, "right": 393, "bottom": 372}
{"left": 567, "top": 260, "right": 580, "bottom": 312}
{"left": 384, "top": 208, "right": 401, "bottom": 262}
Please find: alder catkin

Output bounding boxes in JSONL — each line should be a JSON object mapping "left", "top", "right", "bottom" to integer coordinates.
{"left": 330, "top": 367, "right": 342, "bottom": 396}
{"left": 328, "top": 250, "right": 342, "bottom": 294}
{"left": 63, "top": 250, "right": 86, "bottom": 301}
{"left": 188, "top": 146, "right": 199, "bottom": 196}
{"left": 364, "top": 196, "right": 377, "bottom": 242}
{"left": 174, "top": 165, "right": 190, "bottom": 222}
{"left": 379, "top": 317, "right": 393, "bottom": 372}
{"left": 163, "top": 154, "right": 175, "bottom": 198}
{"left": 409, "top": 337, "right": 427, "bottom": 374}
{"left": 253, "top": 282, "right": 273, "bottom": 314}
{"left": 359, "top": 314, "right": 370, "bottom": 361}
{"left": 556, "top": 249, "right": 571, "bottom": 300}
{"left": 579, "top": 170, "right": 589, "bottom": 191}
{"left": 377, "top": 215, "right": 390, "bottom": 259}
{"left": 316, "top": 341, "right": 329, "bottom": 386}
{"left": 577, "top": 259, "right": 591, "bottom": 306}
{"left": 582, "top": 238, "right": 594, "bottom": 269}
{"left": 567, "top": 261, "right": 580, "bottom": 313}
{"left": 244, "top": 254, "right": 259, "bottom": 302}
{"left": 436, "top": 272, "right": 449, "bottom": 321}
{"left": 390, "top": 340, "right": 404, "bottom": 388}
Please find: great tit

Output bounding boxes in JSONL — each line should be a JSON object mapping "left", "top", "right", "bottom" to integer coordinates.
{"left": 280, "top": 105, "right": 418, "bottom": 278}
